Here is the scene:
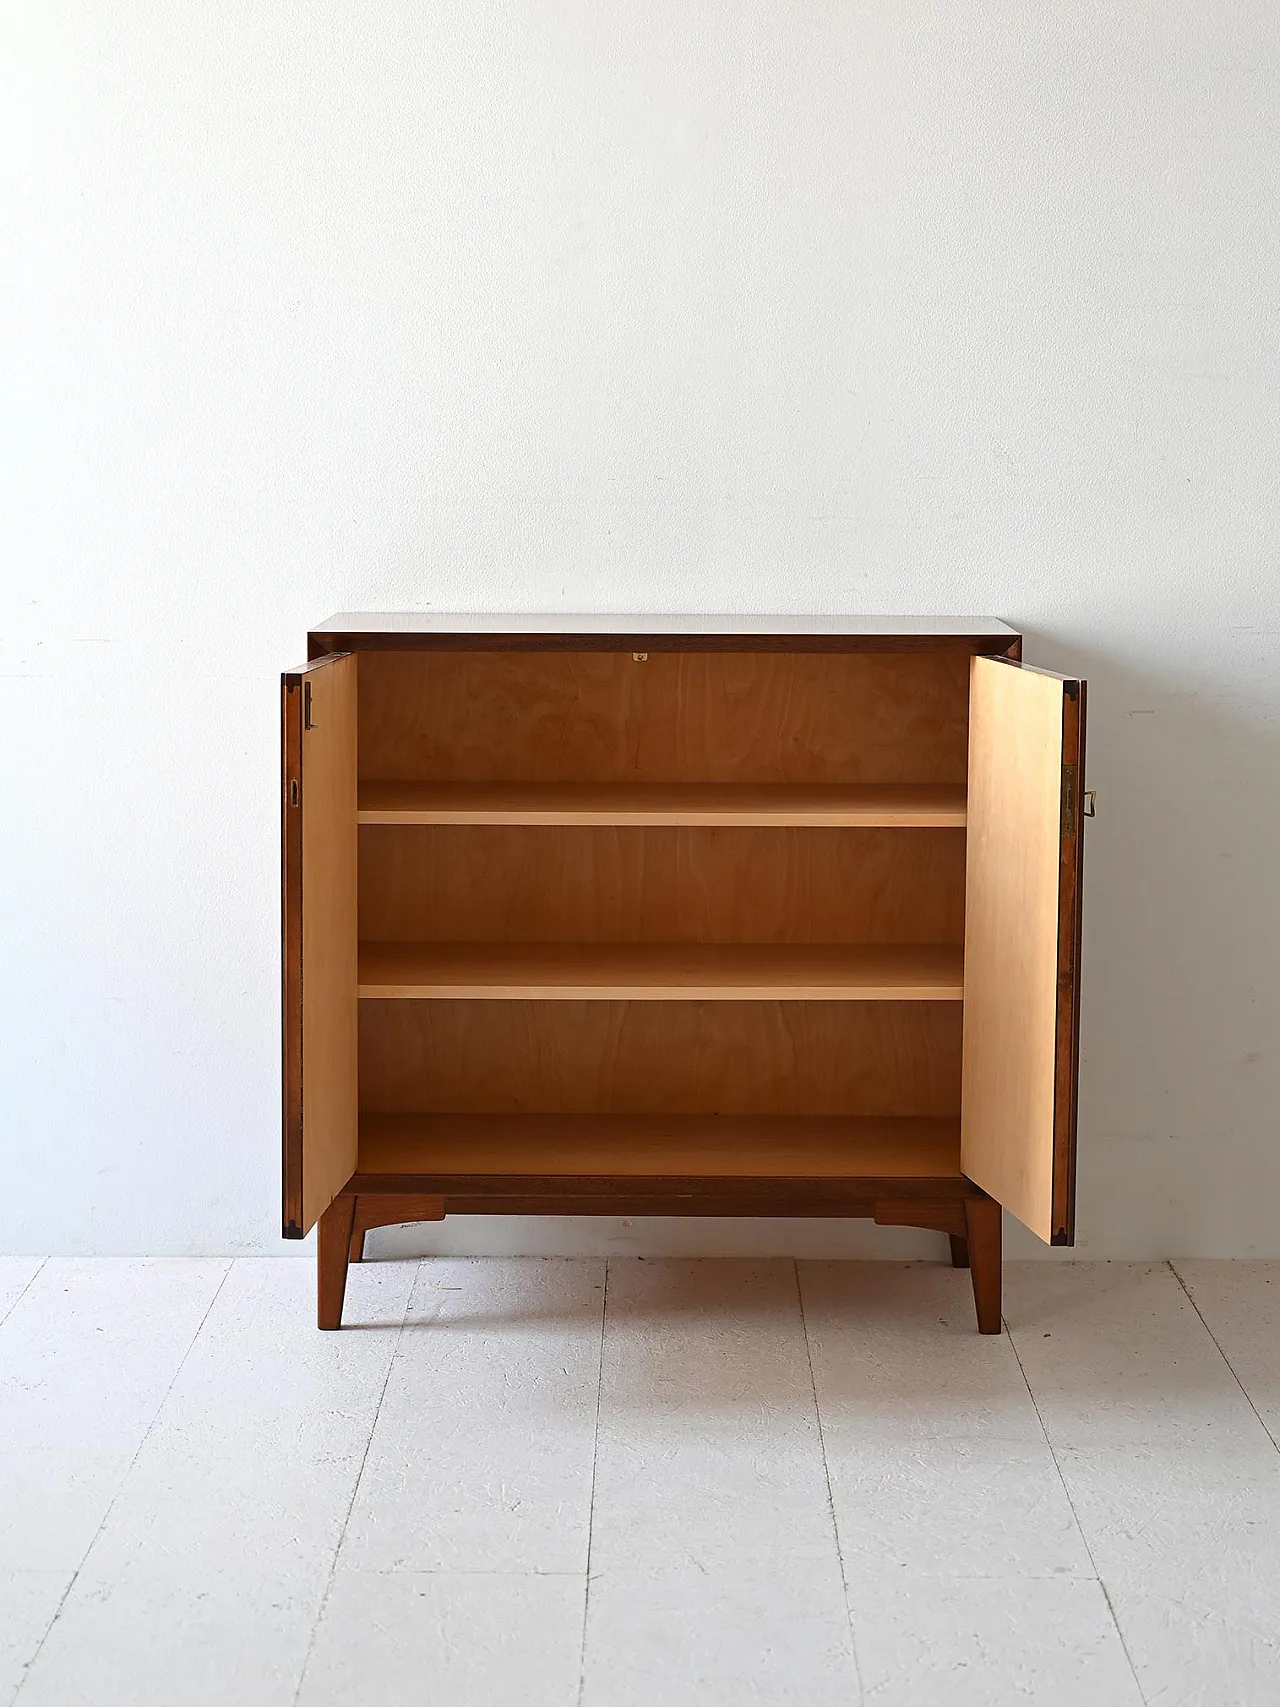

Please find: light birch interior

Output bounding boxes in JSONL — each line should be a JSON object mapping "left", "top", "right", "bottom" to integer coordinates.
{"left": 357, "top": 1000, "right": 963, "bottom": 1117}
{"left": 358, "top": 825, "right": 966, "bottom": 944}
{"left": 354, "top": 650, "right": 972, "bottom": 1179}
{"left": 356, "top": 649, "right": 971, "bottom": 784}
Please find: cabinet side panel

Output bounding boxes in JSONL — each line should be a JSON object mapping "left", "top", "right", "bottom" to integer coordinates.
{"left": 282, "top": 679, "right": 303, "bottom": 1234}
{"left": 1052, "top": 683, "right": 1086, "bottom": 1243}
{"left": 961, "top": 658, "right": 1075, "bottom": 1242}
{"left": 298, "top": 655, "right": 360, "bottom": 1234}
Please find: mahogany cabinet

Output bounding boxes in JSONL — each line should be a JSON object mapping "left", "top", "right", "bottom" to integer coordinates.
{"left": 282, "top": 616, "right": 1088, "bottom": 1332}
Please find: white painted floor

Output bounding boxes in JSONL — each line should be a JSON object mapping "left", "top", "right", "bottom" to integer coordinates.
{"left": 1, "top": 1256, "right": 1278, "bottom": 1705}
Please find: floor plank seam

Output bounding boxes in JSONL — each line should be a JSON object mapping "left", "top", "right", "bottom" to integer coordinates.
{"left": 794, "top": 1260, "right": 867, "bottom": 1707}
{"left": 1003, "top": 1308, "right": 1150, "bottom": 1707}
{"left": 289, "top": 1258, "right": 417, "bottom": 1707}
{"left": 7, "top": 1259, "right": 1280, "bottom": 1701}
{"left": 10, "top": 1257, "right": 234, "bottom": 1705}
{"left": 0, "top": 1259, "right": 48, "bottom": 1335}
{"left": 575, "top": 1257, "right": 609, "bottom": 1707}
{"left": 1168, "top": 1259, "right": 1280, "bottom": 1457}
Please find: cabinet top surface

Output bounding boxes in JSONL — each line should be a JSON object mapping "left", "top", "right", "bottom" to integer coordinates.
{"left": 309, "top": 612, "right": 1019, "bottom": 648}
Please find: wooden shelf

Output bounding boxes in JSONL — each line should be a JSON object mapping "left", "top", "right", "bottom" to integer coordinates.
{"left": 357, "top": 941, "right": 964, "bottom": 1001}
{"left": 357, "top": 780, "right": 967, "bottom": 828}
{"left": 358, "top": 1113, "right": 962, "bottom": 1181}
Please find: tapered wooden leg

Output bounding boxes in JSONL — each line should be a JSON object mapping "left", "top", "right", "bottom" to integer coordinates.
{"left": 963, "top": 1195, "right": 1002, "bottom": 1334}
{"left": 318, "top": 1194, "right": 357, "bottom": 1330}
{"left": 349, "top": 1226, "right": 366, "bottom": 1263}
{"left": 949, "top": 1233, "right": 970, "bottom": 1269}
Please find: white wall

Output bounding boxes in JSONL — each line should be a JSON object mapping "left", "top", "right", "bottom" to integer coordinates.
{"left": 2, "top": 0, "right": 1278, "bottom": 1259}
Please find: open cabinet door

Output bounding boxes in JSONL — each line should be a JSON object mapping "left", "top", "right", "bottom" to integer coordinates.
{"left": 281, "top": 653, "right": 358, "bottom": 1237}
{"left": 961, "top": 656, "right": 1086, "bottom": 1245}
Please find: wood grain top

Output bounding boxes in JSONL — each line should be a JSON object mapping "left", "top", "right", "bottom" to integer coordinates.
{"left": 357, "top": 781, "right": 968, "bottom": 828}
{"left": 357, "top": 1113, "right": 963, "bottom": 1180}
{"left": 357, "top": 941, "right": 965, "bottom": 1001}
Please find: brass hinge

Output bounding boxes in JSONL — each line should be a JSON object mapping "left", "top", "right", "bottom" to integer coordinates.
{"left": 303, "top": 680, "right": 316, "bottom": 730}
{"left": 1061, "top": 763, "right": 1077, "bottom": 835}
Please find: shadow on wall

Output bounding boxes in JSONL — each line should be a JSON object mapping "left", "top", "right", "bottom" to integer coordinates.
{"left": 1005, "top": 632, "right": 1280, "bottom": 1261}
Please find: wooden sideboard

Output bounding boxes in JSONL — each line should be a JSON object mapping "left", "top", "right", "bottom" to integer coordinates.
{"left": 282, "top": 615, "right": 1087, "bottom": 1332}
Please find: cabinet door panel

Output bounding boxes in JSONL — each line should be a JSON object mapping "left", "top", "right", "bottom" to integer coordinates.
{"left": 282, "top": 653, "right": 358, "bottom": 1236}
{"left": 961, "top": 657, "right": 1086, "bottom": 1244}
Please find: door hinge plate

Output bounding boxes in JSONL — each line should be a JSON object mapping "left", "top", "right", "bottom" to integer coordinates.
{"left": 1061, "top": 763, "right": 1077, "bottom": 836}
